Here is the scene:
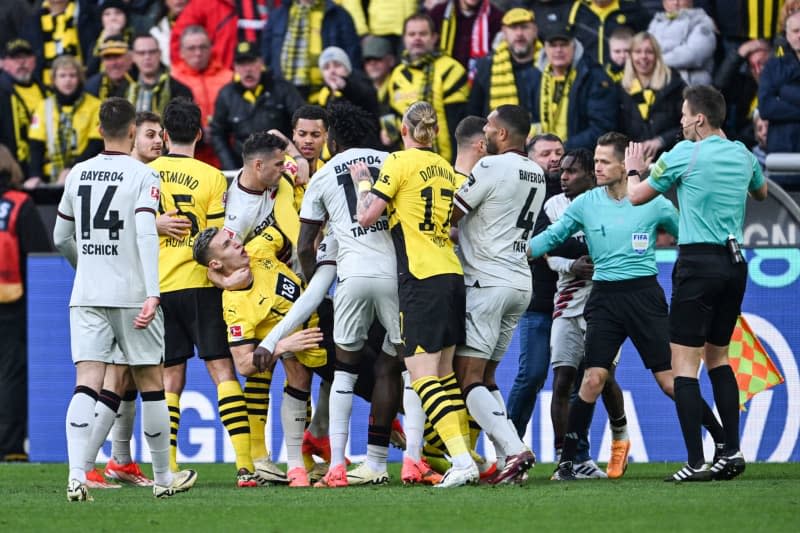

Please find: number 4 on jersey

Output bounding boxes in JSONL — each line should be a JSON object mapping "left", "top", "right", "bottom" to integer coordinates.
{"left": 516, "top": 189, "right": 538, "bottom": 240}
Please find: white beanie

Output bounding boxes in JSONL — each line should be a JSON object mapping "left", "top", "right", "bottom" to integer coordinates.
{"left": 318, "top": 46, "right": 352, "bottom": 73}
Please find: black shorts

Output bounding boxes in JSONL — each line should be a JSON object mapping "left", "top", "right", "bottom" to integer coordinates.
{"left": 161, "top": 287, "right": 231, "bottom": 367}
{"left": 670, "top": 244, "right": 748, "bottom": 347}
{"left": 584, "top": 276, "right": 671, "bottom": 373}
{"left": 398, "top": 273, "right": 466, "bottom": 357}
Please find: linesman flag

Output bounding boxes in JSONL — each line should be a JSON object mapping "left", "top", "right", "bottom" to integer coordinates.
{"left": 728, "top": 315, "right": 785, "bottom": 410}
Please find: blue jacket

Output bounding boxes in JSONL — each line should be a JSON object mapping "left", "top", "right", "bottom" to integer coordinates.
{"left": 758, "top": 52, "right": 800, "bottom": 154}
{"left": 260, "top": 0, "right": 361, "bottom": 81}
{"left": 532, "top": 54, "right": 618, "bottom": 151}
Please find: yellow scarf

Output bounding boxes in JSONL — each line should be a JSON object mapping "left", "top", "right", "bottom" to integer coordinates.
{"left": 628, "top": 77, "right": 655, "bottom": 120}
{"left": 40, "top": 0, "right": 81, "bottom": 85}
{"left": 489, "top": 41, "right": 519, "bottom": 109}
{"left": 539, "top": 65, "right": 576, "bottom": 141}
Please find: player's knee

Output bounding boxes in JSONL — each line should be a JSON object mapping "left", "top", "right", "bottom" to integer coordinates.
{"left": 581, "top": 369, "right": 607, "bottom": 398}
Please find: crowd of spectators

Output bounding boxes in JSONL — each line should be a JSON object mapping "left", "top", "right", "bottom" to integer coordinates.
{"left": 1, "top": 0, "right": 798, "bottom": 192}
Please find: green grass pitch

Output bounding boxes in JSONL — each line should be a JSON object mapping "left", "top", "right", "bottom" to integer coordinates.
{"left": 1, "top": 462, "right": 798, "bottom": 532}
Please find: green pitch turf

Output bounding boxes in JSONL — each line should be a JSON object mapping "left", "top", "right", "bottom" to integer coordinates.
{"left": 1, "top": 462, "right": 797, "bottom": 532}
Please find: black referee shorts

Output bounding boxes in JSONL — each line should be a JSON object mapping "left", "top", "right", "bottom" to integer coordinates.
{"left": 398, "top": 273, "right": 465, "bottom": 357}
{"left": 161, "top": 287, "right": 231, "bottom": 367}
{"left": 670, "top": 244, "right": 748, "bottom": 348}
{"left": 584, "top": 276, "right": 671, "bottom": 373}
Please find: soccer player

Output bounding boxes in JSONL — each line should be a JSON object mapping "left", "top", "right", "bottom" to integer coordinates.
{"left": 297, "top": 100, "right": 403, "bottom": 487}
{"left": 149, "top": 98, "right": 258, "bottom": 488}
{"left": 219, "top": 130, "right": 294, "bottom": 483}
{"left": 54, "top": 97, "right": 197, "bottom": 501}
{"left": 83, "top": 111, "right": 169, "bottom": 489}
{"left": 627, "top": 85, "right": 768, "bottom": 481}
{"left": 193, "top": 224, "right": 327, "bottom": 487}
{"left": 529, "top": 132, "right": 725, "bottom": 481}
{"left": 354, "top": 101, "right": 477, "bottom": 488}
{"left": 450, "top": 105, "right": 542, "bottom": 484}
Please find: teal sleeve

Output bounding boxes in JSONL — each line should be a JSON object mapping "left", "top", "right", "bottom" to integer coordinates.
{"left": 648, "top": 141, "right": 691, "bottom": 193}
{"left": 748, "top": 151, "right": 765, "bottom": 191}
{"left": 529, "top": 198, "right": 583, "bottom": 257}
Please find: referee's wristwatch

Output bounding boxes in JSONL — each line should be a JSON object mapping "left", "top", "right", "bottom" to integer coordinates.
{"left": 627, "top": 169, "right": 641, "bottom": 177}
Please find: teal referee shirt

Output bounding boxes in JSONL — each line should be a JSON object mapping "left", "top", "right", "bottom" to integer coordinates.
{"left": 529, "top": 187, "right": 679, "bottom": 282}
{"left": 647, "top": 136, "right": 765, "bottom": 245}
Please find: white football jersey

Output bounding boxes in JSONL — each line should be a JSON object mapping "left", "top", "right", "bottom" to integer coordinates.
{"left": 544, "top": 193, "right": 591, "bottom": 318}
{"left": 299, "top": 148, "right": 395, "bottom": 280}
{"left": 454, "top": 151, "right": 546, "bottom": 288}
{"left": 57, "top": 152, "right": 161, "bottom": 307}
{"left": 223, "top": 171, "right": 277, "bottom": 243}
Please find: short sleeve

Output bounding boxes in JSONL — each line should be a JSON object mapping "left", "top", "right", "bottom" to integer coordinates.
{"left": 299, "top": 170, "right": 328, "bottom": 223}
{"left": 647, "top": 140, "right": 692, "bottom": 193}
{"left": 372, "top": 153, "right": 402, "bottom": 202}
{"left": 453, "top": 158, "right": 494, "bottom": 214}
{"left": 206, "top": 172, "right": 228, "bottom": 227}
{"left": 747, "top": 150, "right": 766, "bottom": 192}
{"left": 316, "top": 233, "right": 338, "bottom": 267}
{"left": 656, "top": 196, "right": 680, "bottom": 238}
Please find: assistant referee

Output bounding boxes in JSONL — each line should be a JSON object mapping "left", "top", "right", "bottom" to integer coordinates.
{"left": 627, "top": 85, "right": 768, "bottom": 482}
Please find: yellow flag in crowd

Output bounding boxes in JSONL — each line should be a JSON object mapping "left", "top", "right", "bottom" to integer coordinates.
{"left": 728, "top": 315, "right": 785, "bottom": 411}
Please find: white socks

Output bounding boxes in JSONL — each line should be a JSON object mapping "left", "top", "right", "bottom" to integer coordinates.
{"left": 111, "top": 393, "right": 136, "bottom": 464}
{"left": 366, "top": 444, "right": 389, "bottom": 472}
{"left": 402, "top": 371, "right": 425, "bottom": 462}
{"left": 308, "top": 379, "right": 331, "bottom": 438}
{"left": 466, "top": 385, "right": 525, "bottom": 457}
{"left": 282, "top": 388, "right": 309, "bottom": 470}
{"left": 66, "top": 388, "right": 97, "bottom": 483}
{"left": 83, "top": 391, "right": 120, "bottom": 472}
{"left": 329, "top": 370, "right": 358, "bottom": 467}
{"left": 140, "top": 393, "right": 172, "bottom": 487}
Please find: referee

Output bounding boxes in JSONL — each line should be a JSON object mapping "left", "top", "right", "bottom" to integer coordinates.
{"left": 627, "top": 85, "right": 768, "bottom": 482}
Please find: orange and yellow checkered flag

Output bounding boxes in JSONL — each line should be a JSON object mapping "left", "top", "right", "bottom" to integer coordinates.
{"left": 728, "top": 315, "right": 785, "bottom": 410}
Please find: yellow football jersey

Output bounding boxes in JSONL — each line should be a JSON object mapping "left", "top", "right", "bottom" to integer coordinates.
{"left": 223, "top": 227, "right": 326, "bottom": 368}
{"left": 150, "top": 154, "right": 228, "bottom": 292}
{"left": 371, "top": 147, "right": 462, "bottom": 279}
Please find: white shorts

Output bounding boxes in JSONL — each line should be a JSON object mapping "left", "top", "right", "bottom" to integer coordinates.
{"left": 70, "top": 306, "right": 165, "bottom": 365}
{"left": 550, "top": 314, "right": 621, "bottom": 368}
{"left": 458, "top": 285, "right": 530, "bottom": 362}
{"left": 550, "top": 315, "right": 586, "bottom": 369}
{"left": 333, "top": 276, "right": 401, "bottom": 356}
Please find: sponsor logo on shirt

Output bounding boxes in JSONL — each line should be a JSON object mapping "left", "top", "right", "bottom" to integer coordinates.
{"left": 150, "top": 186, "right": 160, "bottom": 200}
{"left": 229, "top": 325, "right": 243, "bottom": 339}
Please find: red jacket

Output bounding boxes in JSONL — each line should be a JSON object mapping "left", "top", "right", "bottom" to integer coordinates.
{"left": 170, "top": 0, "right": 272, "bottom": 70}
{"left": 171, "top": 58, "right": 233, "bottom": 167}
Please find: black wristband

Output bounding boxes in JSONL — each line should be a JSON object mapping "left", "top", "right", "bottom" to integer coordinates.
{"left": 627, "top": 169, "right": 641, "bottom": 177}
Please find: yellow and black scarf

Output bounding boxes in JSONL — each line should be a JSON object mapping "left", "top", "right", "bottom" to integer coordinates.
{"left": 489, "top": 41, "right": 521, "bottom": 109}
{"left": 40, "top": 0, "right": 81, "bottom": 85}
{"left": 98, "top": 73, "right": 138, "bottom": 103}
{"left": 399, "top": 50, "right": 442, "bottom": 151}
{"left": 628, "top": 78, "right": 655, "bottom": 120}
{"left": 280, "top": 0, "right": 323, "bottom": 89}
{"left": 135, "top": 71, "right": 174, "bottom": 115}
{"left": 234, "top": 73, "right": 265, "bottom": 104}
{"left": 539, "top": 65, "right": 576, "bottom": 141}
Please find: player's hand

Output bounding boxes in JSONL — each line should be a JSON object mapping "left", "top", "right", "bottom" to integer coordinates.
{"left": 275, "top": 327, "right": 324, "bottom": 355}
{"left": 641, "top": 138, "right": 663, "bottom": 161}
{"left": 156, "top": 210, "right": 192, "bottom": 239}
{"left": 252, "top": 346, "right": 276, "bottom": 372}
{"left": 293, "top": 157, "right": 310, "bottom": 186}
{"left": 23, "top": 176, "right": 43, "bottom": 189}
{"left": 624, "top": 142, "right": 649, "bottom": 176}
{"left": 570, "top": 255, "right": 594, "bottom": 280}
{"left": 134, "top": 296, "right": 160, "bottom": 329}
{"left": 349, "top": 161, "right": 372, "bottom": 184}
